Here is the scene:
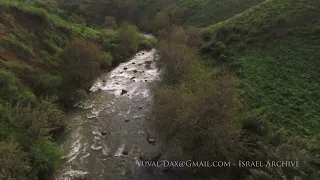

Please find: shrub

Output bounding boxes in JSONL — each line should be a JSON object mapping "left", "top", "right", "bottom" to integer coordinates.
{"left": 200, "top": 28, "right": 212, "bottom": 41}
{"left": 102, "top": 39, "right": 111, "bottom": 51}
{"left": 313, "top": 26, "right": 320, "bottom": 34}
{"left": 0, "top": 141, "right": 32, "bottom": 180}
{"left": 185, "top": 26, "right": 201, "bottom": 46}
{"left": 61, "top": 37, "right": 101, "bottom": 99}
{"left": 139, "top": 39, "right": 154, "bottom": 50}
{"left": 43, "top": 39, "right": 62, "bottom": 55}
{"left": 0, "top": 70, "right": 20, "bottom": 102}
{"left": 230, "top": 34, "right": 241, "bottom": 41}
{"left": 153, "top": 11, "right": 170, "bottom": 30}
{"left": 35, "top": 74, "right": 62, "bottom": 96}
{"left": 237, "top": 42, "right": 247, "bottom": 51}
{"left": 75, "top": 89, "right": 88, "bottom": 100}
{"left": 100, "top": 52, "right": 113, "bottom": 69}
{"left": 245, "top": 37, "right": 255, "bottom": 44}
{"left": 248, "top": 28, "right": 260, "bottom": 36}
{"left": 170, "top": 26, "right": 188, "bottom": 44}
{"left": 117, "top": 22, "right": 139, "bottom": 54}
{"left": 10, "top": 96, "right": 65, "bottom": 137}
{"left": 102, "top": 16, "right": 118, "bottom": 29}
{"left": 20, "top": 90, "right": 37, "bottom": 105}
{"left": 1, "top": 36, "right": 34, "bottom": 57}
{"left": 218, "top": 54, "right": 228, "bottom": 62}
{"left": 31, "top": 140, "right": 63, "bottom": 179}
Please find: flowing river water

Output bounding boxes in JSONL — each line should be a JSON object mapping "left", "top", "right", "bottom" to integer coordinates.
{"left": 55, "top": 47, "right": 185, "bottom": 180}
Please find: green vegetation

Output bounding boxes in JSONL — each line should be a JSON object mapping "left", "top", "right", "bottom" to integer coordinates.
{"left": 152, "top": 27, "right": 242, "bottom": 178}
{"left": 1, "top": 0, "right": 319, "bottom": 179}
{"left": 165, "top": 0, "right": 265, "bottom": 27}
{"left": 60, "top": 37, "right": 101, "bottom": 102}
{"left": 199, "top": 0, "right": 320, "bottom": 139}
{"left": 0, "top": 0, "right": 155, "bottom": 179}
{"left": 150, "top": 0, "right": 320, "bottom": 179}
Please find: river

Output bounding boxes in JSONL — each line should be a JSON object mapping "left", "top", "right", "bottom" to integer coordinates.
{"left": 54, "top": 47, "right": 184, "bottom": 180}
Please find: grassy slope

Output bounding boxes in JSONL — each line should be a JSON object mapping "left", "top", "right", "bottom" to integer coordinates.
{"left": 201, "top": 0, "right": 320, "bottom": 139}
{"left": 0, "top": 0, "right": 104, "bottom": 85}
{"left": 166, "top": 0, "right": 265, "bottom": 27}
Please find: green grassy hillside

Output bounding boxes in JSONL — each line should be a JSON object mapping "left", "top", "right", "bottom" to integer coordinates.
{"left": 165, "top": 0, "right": 265, "bottom": 27}
{"left": 201, "top": 0, "right": 320, "bottom": 138}
{"left": 198, "top": 0, "right": 320, "bottom": 178}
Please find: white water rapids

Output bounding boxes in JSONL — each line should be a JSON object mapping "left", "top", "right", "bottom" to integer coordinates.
{"left": 54, "top": 48, "right": 185, "bottom": 180}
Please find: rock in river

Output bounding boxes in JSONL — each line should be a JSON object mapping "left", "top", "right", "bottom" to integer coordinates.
{"left": 122, "top": 151, "right": 129, "bottom": 156}
{"left": 101, "top": 131, "right": 109, "bottom": 136}
{"left": 121, "top": 89, "right": 128, "bottom": 95}
{"left": 148, "top": 137, "right": 156, "bottom": 144}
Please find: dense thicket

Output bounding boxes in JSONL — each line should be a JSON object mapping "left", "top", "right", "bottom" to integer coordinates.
{"left": 151, "top": 27, "right": 242, "bottom": 178}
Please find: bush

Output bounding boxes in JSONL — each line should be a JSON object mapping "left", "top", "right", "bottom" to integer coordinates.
{"left": 10, "top": 97, "right": 66, "bottom": 138}
{"left": 153, "top": 33, "right": 242, "bottom": 177}
{"left": 99, "top": 52, "right": 113, "bottom": 69}
{"left": 200, "top": 28, "right": 213, "bottom": 41}
{"left": 102, "top": 16, "right": 118, "bottom": 29}
{"left": 31, "top": 140, "right": 63, "bottom": 179}
{"left": 43, "top": 39, "right": 62, "bottom": 55}
{"left": 185, "top": 26, "right": 201, "bottom": 46}
{"left": 170, "top": 26, "right": 188, "bottom": 44}
{"left": 102, "top": 39, "right": 111, "bottom": 51}
{"left": 75, "top": 89, "right": 88, "bottom": 100}
{"left": 20, "top": 90, "right": 37, "bottom": 105}
{"left": 35, "top": 74, "right": 62, "bottom": 96}
{"left": 1, "top": 36, "right": 34, "bottom": 57}
{"left": 0, "top": 70, "right": 20, "bottom": 102}
{"left": 248, "top": 28, "right": 260, "bottom": 36}
{"left": 237, "top": 42, "right": 247, "bottom": 51}
{"left": 117, "top": 22, "right": 139, "bottom": 54}
{"left": 60, "top": 37, "right": 101, "bottom": 102}
{"left": 0, "top": 141, "right": 32, "bottom": 180}
{"left": 230, "top": 34, "right": 241, "bottom": 41}
{"left": 138, "top": 39, "right": 154, "bottom": 50}
{"left": 218, "top": 54, "right": 228, "bottom": 62}
{"left": 153, "top": 11, "right": 170, "bottom": 30}
{"left": 313, "top": 26, "right": 320, "bottom": 34}
{"left": 0, "top": 70, "right": 35, "bottom": 104}
{"left": 245, "top": 37, "right": 255, "bottom": 44}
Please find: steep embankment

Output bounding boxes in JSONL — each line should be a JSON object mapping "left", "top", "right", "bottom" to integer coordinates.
{"left": 201, "top": 0, "right": 320, "bottom": 138}
{"left": 198, "top": 0, "right": 320, "bottom": 178}
{"left": 0, "top": 1, "right": 155, "bottom": 180}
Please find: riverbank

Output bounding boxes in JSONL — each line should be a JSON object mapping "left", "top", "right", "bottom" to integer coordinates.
{"left": 55, "top": 49, "right": 181, "bottom": 180}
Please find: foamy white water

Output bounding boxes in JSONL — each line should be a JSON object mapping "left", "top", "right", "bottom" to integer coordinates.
{"left": 55, "top": 48, "right": 176, "bottom": 180}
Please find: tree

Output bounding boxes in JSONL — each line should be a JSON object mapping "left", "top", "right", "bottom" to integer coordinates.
{"left": 151, "top": 28, "right": 242, "bottom": 177}
{"left": 60, "top": 38, "right": 101, "bottom": 101}
{"left": 154, "top": 11, "right": 170, "bottom": 30}
{"left": 35, "top": 74, "right": 62, "bottom": 96}
{"left": 0, "top": 141, "right": 32, "bottom": 180}
{"left": 102, "top": 16, "right": 118, "bottom": 29}
{"left": 0, "top": 70, "right": 36, "bottom": 104}
{"left": 117, "top": 22, "right": 139, "bottom": 54}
